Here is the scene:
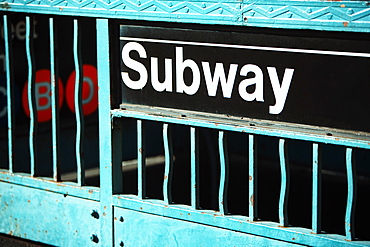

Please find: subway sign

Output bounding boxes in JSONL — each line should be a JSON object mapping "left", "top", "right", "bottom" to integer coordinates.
{"left": 120, "top": 25, "right": 370, "bottom": 133}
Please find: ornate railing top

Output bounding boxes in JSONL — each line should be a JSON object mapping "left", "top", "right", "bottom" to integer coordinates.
{"left": 1, "top": 0, "right": 370, "bottom": 32}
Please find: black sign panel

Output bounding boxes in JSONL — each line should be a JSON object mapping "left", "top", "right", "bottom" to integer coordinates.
{"left": 119, "top": 25, "right": 370, "bottom": 133}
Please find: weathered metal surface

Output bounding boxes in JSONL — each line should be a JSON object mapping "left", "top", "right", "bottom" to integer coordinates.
{"left": 0, "top": 170, "right": 100, "bottom": 201}
{"left": 312, "top": 143, "right": 322, "bottom": 234}
{"left": 218, "top": 130, "right": 229, "bottom": 215}
{"left": 112, "top": 106, "right": 370, "bottom": 149}
{"left": 96, "top": 17, "right": 115, "bottom": 247}
{"left": 113, "top": 195, "right": 370, "bottom": 247}
{"left": 278, "top": 139, "right": 289, "bottom": 227}
{"left": 1, "top": 0, "right": 370, "bottom": 32}
{"left": 113, "top": 206, "right": 302, "bottom": 247}
{"left": 345, "top": 148, "right": 356, "bottom": 241}
{"left": 0, "top": 182, "right": 100, "bottom": 246}
{"left": 1, "top": 1, "right": 370, "bottom": 246}
{"left": 49, "top": 17, "right": 60, "bottom": 182}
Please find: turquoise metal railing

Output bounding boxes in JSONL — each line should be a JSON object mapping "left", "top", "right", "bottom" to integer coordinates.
{"left": 109, "top": 100, "right": 370, "bottom": 245}
{"left": 1, "top": 1, "right": 370, "bottom": 246}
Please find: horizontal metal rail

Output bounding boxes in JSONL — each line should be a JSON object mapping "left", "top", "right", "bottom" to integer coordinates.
{"left": 1, "top": 1, "right": 370, "bottom": 33}
{"left": 0, "top": 170, "right": 100, "bottom": 201}
{"left": 113, "top": 194, "right": 370, "bottom": 247}
{"left": 112, "top": 107, "right": 370, "bottom": 149}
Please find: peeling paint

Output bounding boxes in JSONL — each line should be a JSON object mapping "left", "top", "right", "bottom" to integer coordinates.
{"left": 250, "top": 194, "right": 254, "bottom": 207}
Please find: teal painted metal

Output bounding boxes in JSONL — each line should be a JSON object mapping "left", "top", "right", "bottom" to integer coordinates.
{"left": 0, "top": 182, "right": 100, "bottom": 246}
{"left": 113, "top": 206, "right": 303, "bottom": 247}
{"left": 218, "top": 130, "right": 229, "bottom": 215}
{"left": 97, "top": 17, "right": 115, "bottom": 246}
{"left": 312, "top": 143, "right": 322, "bottom": 234}
{"left": 248, "top": 134, "right": 257, "bottom": 221}
{"left": 112, "top": 194, "right": 370, "bottom": 247}
{"left": 73, "top": 18, "right": 85, "bottom": 186}
{"left": 3, "top": 14, "right": 13, "bottom": 173}
{"left": 190, "top": 126, "right": 199, "bottom": 210}
{"left": 0, "top": 171, "right": 100, "bottom": 201}
{"left": 278, "top": 138, "right": 289, "bottom": 227}
{"left": 137, "top": 119, "right": 146, "bottom": 199}
{"left": 26, "top": 15, "right": 37, "bottom": 177}
{"left": 49, "top": 17, "right": 60, "bottom": 182}
{"left": 1, "top": 1, "right": 370, "bottom": 246}
{"left": 163, "top": 123, "right": 173, "bottom": 205}
{"left": 112, "top": 107, "right": 370, "bottom": 149}
{"left": 1, "top": 0, "right": 370, "bottom": 33}
{"left": 345, "top": 147, "right": 357, "bottom": 241}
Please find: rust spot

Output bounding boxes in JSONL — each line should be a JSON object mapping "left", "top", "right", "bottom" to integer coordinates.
{"left": 140, "top": 207, "right": 143, "bottom": 210}
{"left": 88, "top": 190, "right": 93, "bottom": 194}
{"left": 343, "top": 22, "right": 349, "bottom": 27}
{"left": 340, "top": 4, "right": 346, "bottom": 7}
{"left": 139, "top": 148, "right": 143, "bottom": 154}
{"left": 180, "top": 213, "right": 183, "bottom": 215}
{"left": 164, "top": 175, "right": 168, "bottom": 180}
{"left": 1, "top": 3, "right": 11, "bottom": 9}
{"left": 326, "top": 0, "right": 341, "bottom": 1}
{"left": 188, "top": 213, "right": 191, "bottom": 216}
{"left": 8, "top": 231, "right": 13, "bottom": 235}
{"left": 103, "top": 212, "right": 106, "bottom": 216}
{"left": 250, "top": 194, "right": 254, "bottom": 207}
{"left": 249, "top": 176, "right": 253, "bottom": 181}
{"left": 243, "top": 17, "right": 248, "bottom": 21}
{"left": 292, "top": 238, "right": 296, "bottom": 240}
{"left": 27, "top": 200, "right": 30, "bottom": 203}
{"left": 114, "top": 217, "right": 118, "bottom": 220}
{"left": 104, "top": 206, "right": 107, "bottom": 210}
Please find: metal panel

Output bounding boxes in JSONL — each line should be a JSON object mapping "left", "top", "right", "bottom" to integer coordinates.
{"left": 0, "top": 182, "right": 100, "bottom": 246}
{"left": 113, "top": 195, "right": 370, "bottom": 247}
{"left": 113, "top": 206, "right": 302, "bottom": 247}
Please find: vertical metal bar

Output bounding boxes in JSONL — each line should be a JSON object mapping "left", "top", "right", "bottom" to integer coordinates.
{"left": 163, "top": 123, "right": 173, "bottom": 204}
{"left": 97, "top": 18, "right": 114, "bottom": 246}
{"left": 278, "top": 139, "right": 289, "bottom": 227}
{"left": 191, "top": 127, "right": 199, "bottom": 209}
{"left": 218, "top": 130, "right": 229, "bottom": 215}
{"left": 345, "top": 147, "right": 357, "bottom": 241}
{"left": 73, "top": 18, "right": 84, "bottom": 186}
{"left": 4, "top": 15, "right": 14, "bottom": 173}
{"left": 26, "top": 16, "right": 37, "bottom": 177}
{"left": 249, "top": 134, "right": 257, "bottom": 221}
{"left": 137, "top": 120, "right": 146, "bottom": 199}
{"left": 50, "top": 17, "right": 60, "bottom": 181}
{"left": 312, "top": 143, "right": 322, "bottom": 233}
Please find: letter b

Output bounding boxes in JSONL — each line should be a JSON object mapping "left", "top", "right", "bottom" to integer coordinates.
{"left": 176, "top": 47, "right": 200, "bottom": 95}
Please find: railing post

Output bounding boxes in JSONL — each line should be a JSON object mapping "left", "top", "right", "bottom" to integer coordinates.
{"left": 97, "top": 18, "right": 114, "bottom": 246}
